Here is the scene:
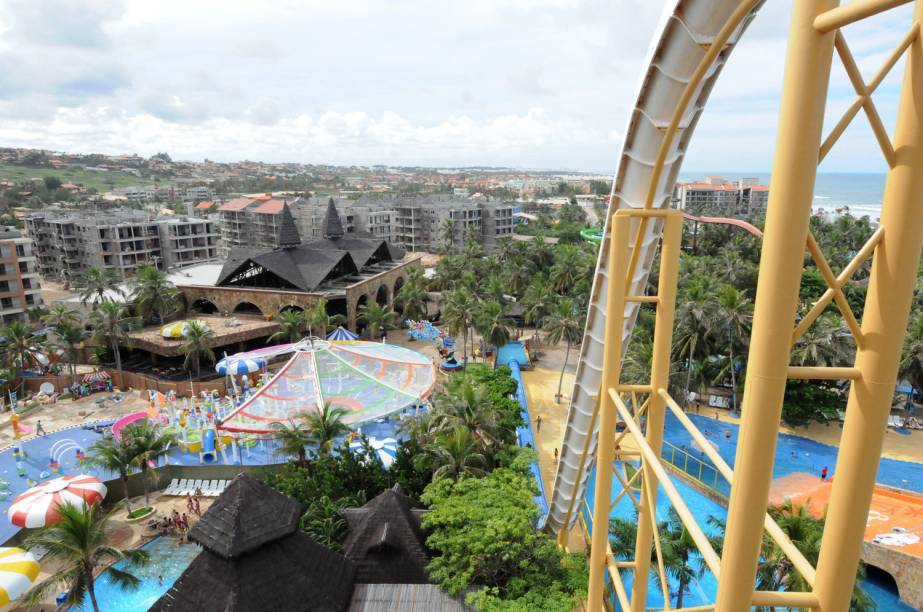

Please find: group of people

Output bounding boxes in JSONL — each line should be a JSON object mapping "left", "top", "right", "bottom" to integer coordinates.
{"left": 186, "top": 490, "right": 203, "bottom": 517}
{"left": 148, "top": 509, "right": 192, "bottom": 539}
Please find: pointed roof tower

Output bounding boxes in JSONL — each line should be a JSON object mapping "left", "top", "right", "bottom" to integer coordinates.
{"left": 322, "top": 197, "right": 345, "bottom": 239}
{"left": 342, "top": 484, "right": 431, "bottom": 583}
{"left": 277, "top": 202, "right": 302, "bottom": 248}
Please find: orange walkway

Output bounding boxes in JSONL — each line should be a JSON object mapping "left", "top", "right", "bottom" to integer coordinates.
{"left": 770, "top": 473, "right": 923, "bottom": 559}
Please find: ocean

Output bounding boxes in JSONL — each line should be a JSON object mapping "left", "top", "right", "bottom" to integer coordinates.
{"left": 680, "top": 172, "right": 887, "bottom": 220}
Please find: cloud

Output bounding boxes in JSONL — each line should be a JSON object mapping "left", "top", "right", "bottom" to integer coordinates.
{"left": 0, "top": 0, "right": 913, "bottom": 171}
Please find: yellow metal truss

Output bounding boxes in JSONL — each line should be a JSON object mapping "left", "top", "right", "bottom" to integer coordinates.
{"left": 580, "top": 1, "right": 923, "bottom": 610}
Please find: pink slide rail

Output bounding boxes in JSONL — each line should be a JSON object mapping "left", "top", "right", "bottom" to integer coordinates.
{"left": 111, "top": 411, "right": 148, "bottom": 441}
{"left": 682, "top": 212, "right": 763, "bottom": 238}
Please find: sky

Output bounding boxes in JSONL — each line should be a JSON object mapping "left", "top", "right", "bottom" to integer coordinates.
{"left": 0, "top": 0, "right": 914, "bottom": 172}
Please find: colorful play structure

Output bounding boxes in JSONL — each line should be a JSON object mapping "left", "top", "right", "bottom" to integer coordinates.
{"left": 405, "top": 320, "right": 441, "bottom": 341}
{"left": 219, "top": 338, "right": 436, "bottom": 434}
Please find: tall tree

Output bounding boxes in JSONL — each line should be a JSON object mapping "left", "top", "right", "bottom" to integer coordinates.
{"left": 357, "top": 301, "right": 398, "bottom": 340}
{"left": 901, "top": 312, "right": 923, "bottom": 399}
{"left": 89, "top": 301, "right": 140, "bottom": 378}
{"left": 674, "top": 283, "right": 713, "bottom": 405}
{"left": 41, "top": 304, "right": 80, "bottom": 328}
{"left": 424, "top": 426, "right": 487, "bottom": 481}
{"left": 23, "top": 502, "right": 149, "bottom": 612}
{"left": 130, "top": 264, "right": 180, "bottom": 324}
{"left": 123, "top": 420, "right": 176, "bottom": 505}
{"left": 272, "top": 418, "right": 313, "bottom": 466}
{"left": 474, "top": 300, "right": 512, "bottom": 352}
{"left": 181, "top": 320, "right": 216, "bottom": 378}
{"left": 792, "top": 313, "right": 854, "bottom": 367}
{"left": 714, "top": 285, "right": 753, "bottom": 411}
{"left": 304, "top": 402, "right": 350, "bottom": 455}
{"left": 87, "top": 436, "right": 138, "bottom": 512}
{"left": 395, "top": 279, "right": 428, "bottom": 321}
{"left": 305, "top": 298, "right": 346, "bottom": 338}
{"left": 268, "top": 308, "right": 307, "bottom": 344}
{"left": 54, "top": 321, "right": 85, "bottom": 377}
{"left": 0, "top": 321, "right": 42, "bottom": 371}
{"left": 441, "top": 289, "right": 476, "bottom": 365}
{"left": 542, "top": 297, "right": 584, "bottom": 403}
{"left": 78, "top": 267, "right": 122, "bottom": 305}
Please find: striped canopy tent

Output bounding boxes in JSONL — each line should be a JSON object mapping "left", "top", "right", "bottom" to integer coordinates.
{"left": 8, "top": 475, "right": 107, "bottom": 528}
{"left": 326, "top": 326, "right": 359, "bottom": 341}
{"left": 160, "top": 320, "right": 209, "bottom": 339}
{"left": 219, "top": 340, "right": 435, "bottom": 435}
{"left": 216, "top": 356, "right": 267, "bottom": 376}
{"left": 82, "top": 371, "right": 111, "bottom": 383}
{"left": 0, "top": 547, "right": 39, "bottom": 606}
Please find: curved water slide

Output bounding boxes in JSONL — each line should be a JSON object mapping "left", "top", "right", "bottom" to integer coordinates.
{"left": 547, "top": 0, "right": 766, "bottom": 533}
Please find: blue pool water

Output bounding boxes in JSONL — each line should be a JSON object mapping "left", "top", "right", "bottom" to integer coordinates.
{"left": 496, "top": 341, "right": 530, "bottom": 368}
{"left": 75, "top": 537, "right": 200, "bottom": 611}
{"left": 583, "top": 412, "right": 923, "bottom": 610}
{"left": 662, "top": 412, "right": 923, "bottom": 494}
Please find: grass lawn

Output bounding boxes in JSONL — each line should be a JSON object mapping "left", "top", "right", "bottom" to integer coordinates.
{"left": 0, "top": 163, "right": 161, "bottom": 192}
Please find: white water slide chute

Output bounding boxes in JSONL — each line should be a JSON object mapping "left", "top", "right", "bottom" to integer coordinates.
{"left": 547, "top": 0, "right": 766, "bottom": 534}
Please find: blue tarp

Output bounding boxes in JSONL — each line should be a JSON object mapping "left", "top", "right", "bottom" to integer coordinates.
{"left": 507, "top": 360, "right": 550, "bottom": 529}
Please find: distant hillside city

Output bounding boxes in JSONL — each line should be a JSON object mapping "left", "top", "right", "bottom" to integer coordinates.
{"left": 0, "top": 146, "right": 769, "bottom": 327}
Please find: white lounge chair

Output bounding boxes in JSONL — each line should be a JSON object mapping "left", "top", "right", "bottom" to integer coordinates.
{"left": 212, "top": 480, "right": 227, "bottom": 496}
{"left": 172, "top": 479, "right": 189, "bottom": 496}
{"left": 163, "top": 479, "right": 180, "bottom": 496}
{"left": 202, "top": 480, "right": 216, "bottom": 496}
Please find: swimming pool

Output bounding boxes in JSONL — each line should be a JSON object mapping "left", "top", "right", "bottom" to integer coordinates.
{"left": 586, "top": 468, "right": 915, "bottom": 610}
{"left": 662, "top": 412, "right": 923, "bottom": 494}
{"left": 496, "top": 342, "right": 531, "bottom": 369}
{"left": 582, "top": 409, "right": 923, "bottom": 610}
{"left": 74, "top": 537, "right": 200, "bottom": 611}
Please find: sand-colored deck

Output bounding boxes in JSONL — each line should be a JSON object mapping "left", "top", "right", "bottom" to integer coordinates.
{"left": 771, "top": 474, "right": 923, "bottom": 560}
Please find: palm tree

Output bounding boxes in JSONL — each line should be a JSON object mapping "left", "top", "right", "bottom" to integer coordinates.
{"left": 674, "top": 283, "right": 713, "bottom": 406}
{"left": 304, "top": 402, "right": 350, "bottom": 454}
{"left": 714, "top": 285, "right": 753, "bottom": 411}
{"left": 87, "top": 436, "right": 138, "bottom": 512}
{"left": 792, "top": 312, "right": 854, "bottom": 367}
{"left": 609, "top": 509, "right": 704, "bottom": 609}
{"left": 438, "top": 218, "right": 457, "bottom": 254}
{"left": 424, "top": 427, "right": 487, "bottom": 481}
{"left": 23, "top": 502, "right": 149, "bottom": 612}
{"left": 41, "top": 304, "right": 80, "bottom": 328}
{"left": 131, "top": 264, "right": 180, "bottom": 324}
{"left": 357, "top": 301, "right": 398, "bottom": 340}
{"left": 89, "top": 301, "right": 140, "bottom": 379}
{"left": 0, "top": 321, "right": 42, "bottom": 371}
{"left": 269, "top": 308, "right": 307, "bottom": 344}
{"left": 78, "top": 267, "right": 122, "bottom": 304}
{"left": 901, "top": 312, "right": 923, "bottom": 401}
{"left": 181, "top": 320, "right": 216, "bottom": 378}
{"left": 542, "top": 297, "right": 584, "bottom": 403}
{"left": 441, "top": 289, "right": 476, "bottom": 365}
{"left": 54, "top": 321, "right": 85, "bottom": 377}
{"left": 305, "top": 299, "right": 346, "bottom": 338}
{"left": 430, "top": 378, "right": 501, "bottom": 453}
{"left": 395, "top": 281, "right": 427, "bottom": 321}
{"left": 273, "top": 418, "right": 313, "bottom": 465}
{"left": 474, "top": 300, "right": 512, "bottom": 353}
{"left": 123, "top": 421, "right": 176, "bottom": 505}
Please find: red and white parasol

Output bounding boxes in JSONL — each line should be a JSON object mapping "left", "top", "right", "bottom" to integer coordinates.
{"left": 8, "top": 475, "right": 107, "bottom": 528}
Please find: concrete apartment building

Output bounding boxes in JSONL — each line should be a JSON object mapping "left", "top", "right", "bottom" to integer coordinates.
{"left": 24, "top": 212, "right": 220, "bottom": 280}
{"left": 216, "top": 195, "right": 514, "bottom": 254}
{"left": 0, "top": 226, "right": 43, "bottom": 325}
{"left": 674, "top": 176, "right": 770, "bottom": 217}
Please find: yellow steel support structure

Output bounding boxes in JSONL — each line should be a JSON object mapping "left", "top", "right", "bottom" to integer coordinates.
{"left": 580, "top": 0, "right": 923, "bottom": 610}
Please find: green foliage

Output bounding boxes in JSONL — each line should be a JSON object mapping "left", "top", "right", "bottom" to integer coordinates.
{"left": 262, "top": 443, "right": 390, "bottom": 548}
{"left": 782, "top": 380, "right": 844, "bottom": 426}
{"left": 421, "top": 469, "right": 585, "bottom": 611}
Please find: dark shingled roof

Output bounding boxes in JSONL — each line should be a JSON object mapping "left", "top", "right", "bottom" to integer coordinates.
{"left": 277, "top": 202, "right": 302, "bottom": 248}
{"left": 151, "top": 474, "right": 357, "bottom": 612}
{"left": 342, "top": 484, "right": 431, "bottom": 584}
{"left": 216, "top": 247, "right": 360, "bottom": 292}
{"left": 188, "top": 473, "right": 301, "bottom": 558}
{"left": 323, "top": 197, "right": 345, "bottom": 239}
{"left": 302, "top": 235, "right": 402, "bottom": 269}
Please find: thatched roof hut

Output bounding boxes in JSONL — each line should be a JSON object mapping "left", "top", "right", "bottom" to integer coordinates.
{"left": 151, "top": 474, "right": 356, "bottom": 612}
{"left": 342, "top": 484, "right": 430, "bottom": 584}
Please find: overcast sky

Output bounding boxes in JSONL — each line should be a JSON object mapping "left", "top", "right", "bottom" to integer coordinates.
{"left": 0, "top": 0, "right": 913, "bottom": 172}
